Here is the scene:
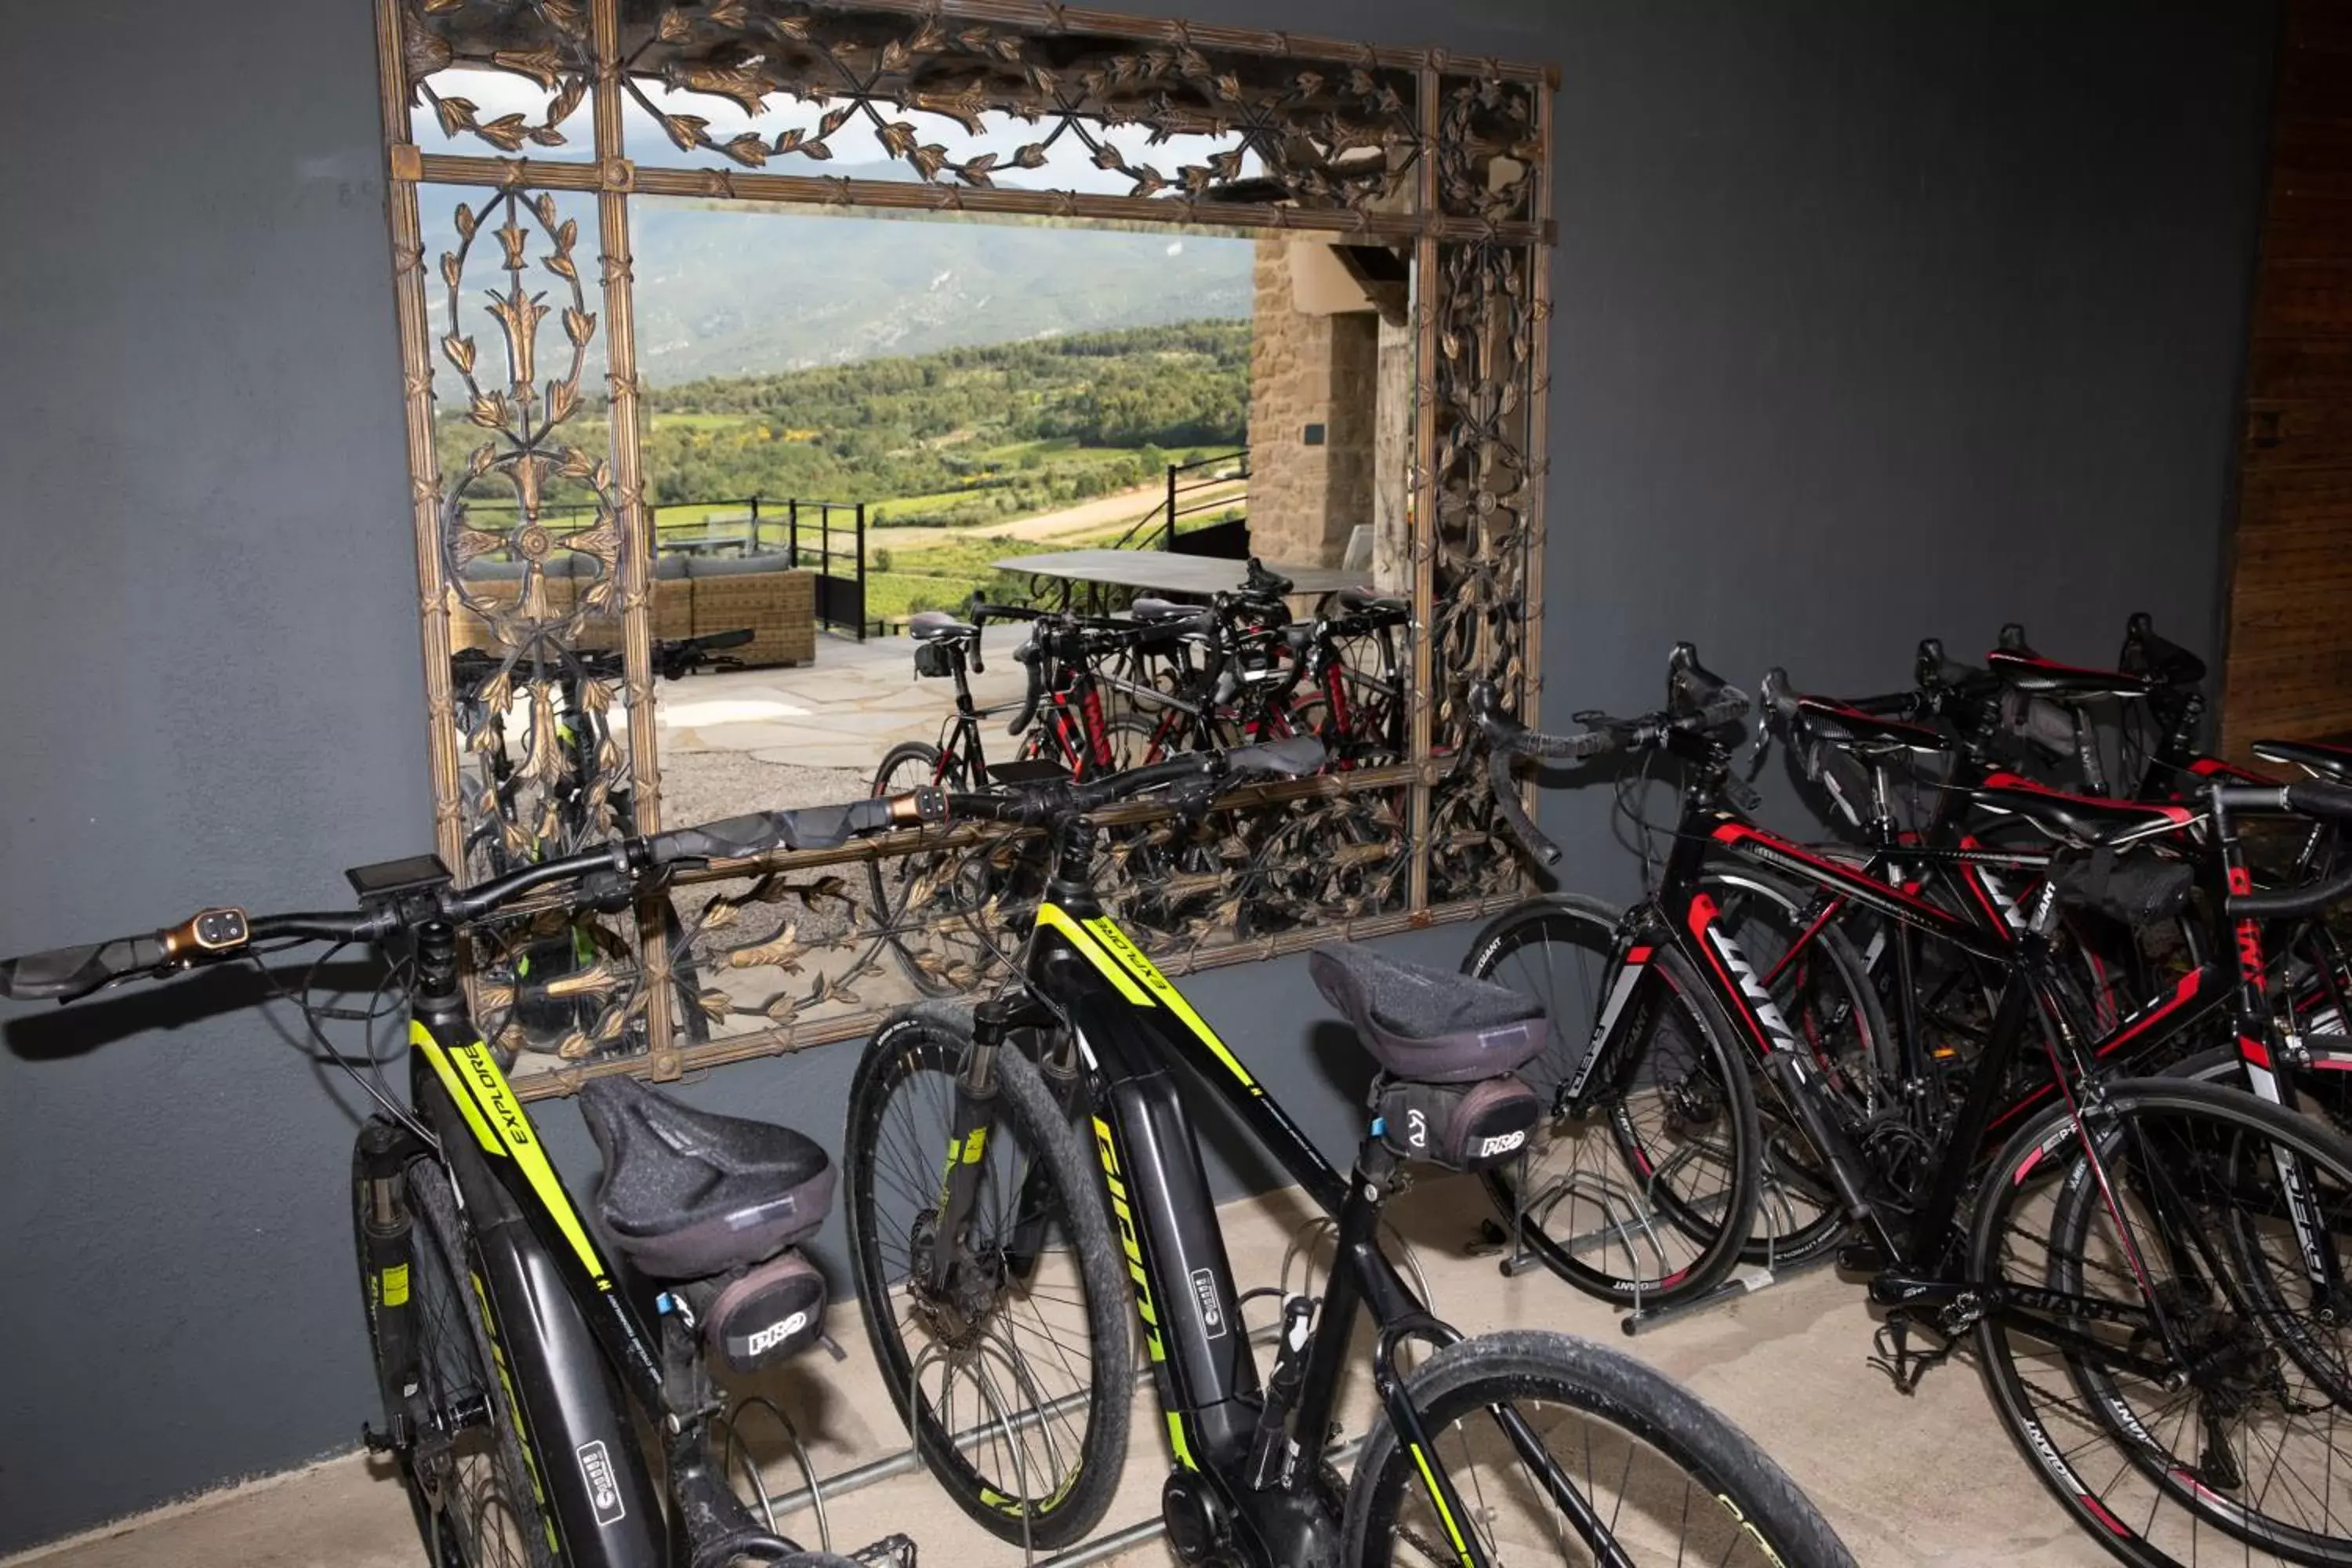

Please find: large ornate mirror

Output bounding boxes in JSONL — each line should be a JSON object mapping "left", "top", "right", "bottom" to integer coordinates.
{"left": 376, "top": 0, "right": 1553, "bottom": 1091}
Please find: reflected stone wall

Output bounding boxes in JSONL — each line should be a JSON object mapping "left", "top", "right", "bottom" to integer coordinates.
{"left": 1247, "top": 238, "right": 1381, "bottom": 568}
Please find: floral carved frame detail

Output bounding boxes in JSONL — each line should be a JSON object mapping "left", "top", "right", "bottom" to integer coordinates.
{"left": 372, "top": 0, "right": 1555, "bottom": 1095}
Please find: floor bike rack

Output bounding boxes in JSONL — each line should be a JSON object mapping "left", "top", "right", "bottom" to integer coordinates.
{"left": 717, "top": 1210, "right": 1429, "bottom": 1565}
{"left": 1470, "top": 1146, "right": 1843, "bottom": 1335}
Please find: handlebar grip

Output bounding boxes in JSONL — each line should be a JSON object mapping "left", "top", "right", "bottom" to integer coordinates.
{"left": 2284, "top": 779, "right": 2352, "bottom": 823}
{"left": 651, "top": 812, "right": 789, "bottom": 862}
{"left": 1227, "top": 735, "right": 1327, "bottom": 778}
{"left": 650, "top": 796, "right": 909, "bottom": 865}
{"left": 2231, "top": 863, "right": 2352, "bottom": 920}
{"left": 1696, "top": 689, "right": 1751, "bottom": 730}
{"left": 1487, "top": 746, "right": 1562, "bottom": 866}
{"left": 0, "top": 933, "right": 169, "bottom": 1002}
{"left": 1007, "top": 640, "right": 1044, "bottom": 737}
{"left": 1467, "top": 680, "right": 1620, "bottom": 761}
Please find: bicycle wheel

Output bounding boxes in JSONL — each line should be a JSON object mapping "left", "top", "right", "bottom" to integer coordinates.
{"left": 843, "top": 1004, "right": 1131, "bottom": 1548}
{"left": 1973, "top": 1078, "right": 2352, "bottom": 1565}
{"left": 2164, "top": 1042, "right": 2352, "bottom": 1138}
{"left": 1465, "top": 897, "right": 1761, "bottom": 1309}
{"left": 1342, "top": 1329, "right": 1856, "bottom": 1567}
{"left": 1702, "top": 866, "right": 1893, "bottom": 1265}
{"left": 355, "top": 1147, "right": 557, "bottom": 1568}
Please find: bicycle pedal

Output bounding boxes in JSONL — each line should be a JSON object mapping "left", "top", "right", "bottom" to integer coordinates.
{"left": 1465, "top": 1218, "right": 1510, "bottom": 1258}
{"left": 850, "top": 1533, "right": 918, "bottom": 1568}
{"left": 1866, "top": 1309, "right": 1958, "bottom": 1396}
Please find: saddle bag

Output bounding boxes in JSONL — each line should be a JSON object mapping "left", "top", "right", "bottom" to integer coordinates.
{"left": 1374, "top": 1073, "right": 1541, "bottom": 1172}
{"left": 913, "top": 639, "right": 955, "bottom": 678}
{"left": 2050, "top": 851, "right": 2194, "bottom": 927}
{"left": 674, "top": 1250, "right": 829, "bottom": 1374}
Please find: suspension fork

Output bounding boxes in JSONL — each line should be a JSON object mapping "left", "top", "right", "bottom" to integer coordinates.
{"left": 354, "top": 1116, "right": 433, "bottom": 1456}
{"left": 930, "top": 995, "right": 1080, "bottom": 1289}
{"left": 924, "top": 1025, "right": 1005, "bottom": 1296}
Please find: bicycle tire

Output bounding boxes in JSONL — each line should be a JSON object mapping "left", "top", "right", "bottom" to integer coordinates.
{"left": 1972, "top": 1077, "right": 2352, "bottom": 1566}
{"left": 1465, "top": 896, "right": 1762, "bottom": 1310}
{"left": 355, "top": 1143, "right": 558, "bottom": 1568}
{"left": 2163, "top": 1042, "right": 2352, "bottom": 1138}
{"left": 1341, "top": 1329, "right": 1856, "bottom": 1567}
{"left": 843, "top": 1004, "right": 1131, "bottom": 1548}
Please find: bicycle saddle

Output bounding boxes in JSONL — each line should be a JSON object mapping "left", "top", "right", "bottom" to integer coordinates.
{"left": 1309, "top": 944, "right": 1547, "bottom": 1083}
{"left": 577, "top": 1076, "right": 836, "bottom": 1279}
{"left": 1969, "top": 771, "right": 2193, "bottom": 848}
{"left": 908, "top": 610, "right": 976, "bottom": 641}
{"left": 1986, "top": 648, "right": 2156, "bottom": 700}
{"left": 1793, "top": 693, "right": 1947, "bottom": 753}
{"left": 1335, "top": 587, "right": 1408, "bottom": 616}
{"left": 1130, "top": 597, "right": 1197, "bottom": 623}
{"left": 2252, "top": 738, "right": 2352, "bottom": 785}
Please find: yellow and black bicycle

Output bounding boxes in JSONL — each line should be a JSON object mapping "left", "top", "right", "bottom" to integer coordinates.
{"left": 0, "top": 797, "right": 935, "bottom": 1568}
{"left": 841, "top": 736, "right": 1855, "bottom": 1566}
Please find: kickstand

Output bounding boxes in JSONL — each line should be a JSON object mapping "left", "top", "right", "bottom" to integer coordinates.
{"left": 1868, "top": 1309, "right": 1959, "bottom": 1395}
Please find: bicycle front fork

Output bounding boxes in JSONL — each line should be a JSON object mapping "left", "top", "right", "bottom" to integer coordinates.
{"left": 353, "top": 1116, "right": 429, "bottom": 1458}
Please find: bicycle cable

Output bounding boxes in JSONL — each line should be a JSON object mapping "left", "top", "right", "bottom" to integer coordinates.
{"left": 243, "top": 940, "right": 439, "bottom": 1149}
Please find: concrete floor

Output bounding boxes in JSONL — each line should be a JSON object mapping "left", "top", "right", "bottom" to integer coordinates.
{"left": 657, "top": 630, "right": 1029, "bottom": 779}
{"left": 2, "top": 1177, "right": 2113, "bottom": 1568}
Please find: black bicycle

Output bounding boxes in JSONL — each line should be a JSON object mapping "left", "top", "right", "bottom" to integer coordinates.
{"left": 0, "top": 795, "right": 936, "bottom": 1568}
{"left": 1472, "top": 653, "right": 2352, "bottom": 1566}
{"left": 840, "top": 735, "right": 1856, "bottom": 1566}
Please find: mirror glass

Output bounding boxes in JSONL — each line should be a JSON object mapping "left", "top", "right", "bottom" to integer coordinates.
{"left": 611, "top": 199, "right": 1419, "bottom": 1040}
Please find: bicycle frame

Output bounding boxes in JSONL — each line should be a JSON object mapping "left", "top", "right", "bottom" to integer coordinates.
{"left": 1584, "top": 730, "right": 2350, "bottom": 1357}
{"left": 927, "top": 849, "right": 1579, "bottom": 1566}
{"left": 1607, "top": 731, "right": 2231, "bottom": 1250}
{"left": 354, "top": 929, "right": 776, "bottom": 1568}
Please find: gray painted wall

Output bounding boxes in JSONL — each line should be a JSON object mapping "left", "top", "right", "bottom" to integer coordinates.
{"left": 0, "top": 0, "right": 2275, "bottom": 1549}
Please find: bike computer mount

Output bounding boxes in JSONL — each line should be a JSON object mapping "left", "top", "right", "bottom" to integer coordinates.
{"left": 345, "top": 854, "right": 454, "bottom": 927}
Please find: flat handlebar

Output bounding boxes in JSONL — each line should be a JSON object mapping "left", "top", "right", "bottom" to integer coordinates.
{"left": 0, "top": 731, "right": 1326, "bottom": 1005}
{"left": 0, "top": 787, "right": 946, "bottom": 1005}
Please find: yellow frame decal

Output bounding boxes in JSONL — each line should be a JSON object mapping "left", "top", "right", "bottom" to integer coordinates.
{"left": 1409, "top": 1441, "right": 1476, "bottom": 1566}
{"left": 1035, "top": 903, "right": 1153, "bottom": 1006}
{"left": 412, "top": 1021, "right": 610, "bottom": 1286}
{"left": 1082, "top": 916, "right": 1261, "bottom": 1094}
{"left": 1091, "top": 1115, "right": 1166, "bottom": 1363}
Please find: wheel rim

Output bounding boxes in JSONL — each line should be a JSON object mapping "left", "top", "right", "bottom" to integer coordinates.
{"left": 853, "top": 1036, "right": 1102, "bottom": 1525}
{"left": 1985, "top": 1098, "right": 2352, "bottom": 1562}
{"left": 1476, "top": 911, "right": 1748, "bottom": 1301}
{"left": 1376, "top": 1391, "right": 1798, "bottom": 1566}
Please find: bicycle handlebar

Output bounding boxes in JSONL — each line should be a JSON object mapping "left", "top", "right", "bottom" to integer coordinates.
{"left": 0, "top": 724, "right": 1330, "bottom": 1004}
{"left": 2216, "top": 779, "right": 2352, "bottom": 918}
{"left": 0, "top": 786, "right": 948, "bottom": 1004}
{"left": 1468, "top": 649, "right": 1751, "bottom": 868}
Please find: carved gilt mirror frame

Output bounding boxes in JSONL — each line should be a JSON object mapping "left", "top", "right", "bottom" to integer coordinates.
{"left": 372, "top": 0, "right": 1554, "bottom": 1094}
